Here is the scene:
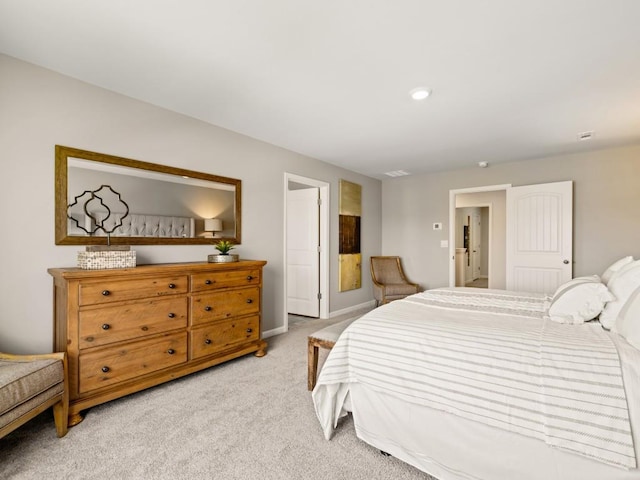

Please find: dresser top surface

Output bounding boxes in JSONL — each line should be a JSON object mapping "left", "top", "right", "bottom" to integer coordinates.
{"left": 48, "top": 260, "right": 267, "bottom": 279}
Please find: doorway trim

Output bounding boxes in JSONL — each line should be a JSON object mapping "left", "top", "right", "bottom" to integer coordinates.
{"left": 449, "top": 184, "right": 511, "bottom": 287}
{"left": 283, "top": 173, "right": 330, "bottom": 332}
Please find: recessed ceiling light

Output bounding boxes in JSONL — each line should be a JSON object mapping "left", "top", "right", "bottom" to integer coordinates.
{"left": 384, "top": 170, "right": 411, "bottom": 177}
{"left": 478, "top": 161, "right": 489, "bottom": 168}
{"left": 409, "top": 87, "right": 431, "bottom": 101}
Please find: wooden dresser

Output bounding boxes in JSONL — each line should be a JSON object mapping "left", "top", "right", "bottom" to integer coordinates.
{"left": 48, "top": 260, "right": 267, "bottom": 427}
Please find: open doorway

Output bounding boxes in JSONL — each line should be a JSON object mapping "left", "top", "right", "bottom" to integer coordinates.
{"left": 283, "top": 173, "right": 330, "bottom": 332}
{"left": 455, "top": 206, "right": 490, "bottom": 288}
{"left": 449, "top": 184, "right": 510, "bottom": 289}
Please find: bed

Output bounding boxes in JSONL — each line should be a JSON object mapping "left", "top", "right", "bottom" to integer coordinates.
{"left": 85, "top": 211, "right": 196, "bottom": 238}
{"left": 313, "top": 265, "right": 640, "bottom": 480}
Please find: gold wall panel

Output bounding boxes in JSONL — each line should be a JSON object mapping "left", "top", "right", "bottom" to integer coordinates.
{"left": 339, "top": 253, "right": 362, "bottom": 292}
{"left": 339, "top": 180, "right": 362, "bottom": 292}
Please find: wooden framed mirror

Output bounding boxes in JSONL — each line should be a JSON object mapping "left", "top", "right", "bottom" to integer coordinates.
{"left": 55, "top": 145, "right": 241, "bottom": 245}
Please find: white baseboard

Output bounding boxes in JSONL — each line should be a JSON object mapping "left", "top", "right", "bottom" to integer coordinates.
{"left": 264, "top": 300, "right": 376, "bottom": 339}
{"left": 329, "top": 300, "right": 376, "bottom": 318}
{"left": 263, "top": 326, "right": 287, "bottom": 339}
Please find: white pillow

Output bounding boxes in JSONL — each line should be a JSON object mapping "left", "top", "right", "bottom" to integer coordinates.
{"left": 545, "top": 275, "right": 613, "bottom": 325}
{"left": 614, "top": 285, "right": 640, "bottom": 350}
{"left": 600, "top": 261, "right": 640, "bottom": 330}
{"left": 602, "top": 256, "right": 634, "bottom": 285}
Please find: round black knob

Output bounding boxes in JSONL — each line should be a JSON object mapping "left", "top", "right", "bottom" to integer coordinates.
{"left": 102, "top": 290, "right": 110, "bottom": 296}
{"left": 246, "top": 299, "right": 253, "bottom": 304}
{"left": 168, "top": 313, "right": 176, "bottom": 318}
{"left": 205, "top": 279, "right": 212, "bottom": 285}
{"left": 101, "top": 366, "right": 110, "bottom": 373}
{"left": 205, "top": 339, "right": 212, "bottom": 345}
{"left": 168, "top": 283, "right": 176, "bottom": 289}
{"left": 101, "top": 324, "right": 110, "bottom": 330}
{"left": 205, "top": 306, "right": 212, "bottom": 311}
{"left": 246, "top": 328, "right": 253, "bottom": 333}
{"left": 246, "top": 275, "right": 253, "bottom": 281}
{"left": 167, "top": 349, "right": 175, "bottom": 355}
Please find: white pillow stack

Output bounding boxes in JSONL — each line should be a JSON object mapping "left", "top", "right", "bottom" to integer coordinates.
{"left": 601, "top": 255, "right": 634, "bottom": 285}
{"left": 600, "top": 258, "right": 640, "bottom": 331}
{"left": 545, "top": 275, "right": 613, "bottom": 325}
{"left": 614, "top": 285, "right": 640, "bottom": 350}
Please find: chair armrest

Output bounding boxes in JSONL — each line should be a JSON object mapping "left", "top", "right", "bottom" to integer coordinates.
{"left": 0, "top": 351, "right": 66, "bottom": 362}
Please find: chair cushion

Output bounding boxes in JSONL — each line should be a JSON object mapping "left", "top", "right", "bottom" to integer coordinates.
{"left": 0, "top": 359, "right": 63, "bottom": 416}
{"left": 383, "top": 283, "right": 419, "bottom": 296}
{"left": 309, "top": 318, "right": 358, "bottom": 344}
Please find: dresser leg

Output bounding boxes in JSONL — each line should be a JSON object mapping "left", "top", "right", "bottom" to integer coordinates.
{"left": 254, "top": 341, "right": 268, "bottom": 357}
{"left": 67, "top": 412, "right": 85, "bottom": 427}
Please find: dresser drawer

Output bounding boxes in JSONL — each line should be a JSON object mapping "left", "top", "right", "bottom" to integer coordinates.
{"left": 79, "top": 297, "right": 188, "bottom": 349}
{"left": 78, "top": 275, "right": 188, "bottom": 306}
{"left": 191, "top": 269, "right": 261, "bottom": 293}
{"left": 190, "top": 315, "right": 260, "bottom": 359}
{"left": 78, "top": 332, "right": 187, "bottom": 393}
{"left": 190, "top": 287, "right": 260, "bottom": 326}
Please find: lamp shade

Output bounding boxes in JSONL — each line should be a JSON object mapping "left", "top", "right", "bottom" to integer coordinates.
{"left": 204, "top": 218, "right": 223, "bottom": 232}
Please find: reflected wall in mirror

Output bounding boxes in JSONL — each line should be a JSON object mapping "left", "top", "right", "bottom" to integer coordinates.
{"left": 55, "top": 145, "right": 242, "bottom": 245}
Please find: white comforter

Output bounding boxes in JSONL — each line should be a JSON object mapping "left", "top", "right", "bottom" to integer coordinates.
{"left": 313, "top": 288, "right": 637, "bottom": 470}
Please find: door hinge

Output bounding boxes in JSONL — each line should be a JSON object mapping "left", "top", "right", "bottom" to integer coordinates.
{"left": 317, "top": 293, "right": 322, "bottom": 300}
{"left": 318, "top": 198, "right": 322, "bottom": 206}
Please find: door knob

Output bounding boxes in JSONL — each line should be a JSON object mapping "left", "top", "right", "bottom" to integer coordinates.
{"left": 563, "top": 259, "right": 570, "bottom": 264}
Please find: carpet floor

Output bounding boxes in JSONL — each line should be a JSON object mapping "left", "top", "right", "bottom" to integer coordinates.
{"left": 0, "top": 312, "right": 435, "bottom": 480}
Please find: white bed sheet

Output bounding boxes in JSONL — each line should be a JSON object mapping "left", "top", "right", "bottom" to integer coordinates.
{"left": 350, "top": 378, "right": 640, "bottom": 480}
{"left": 314, "top": 289, "right": 640, "bottom": 479}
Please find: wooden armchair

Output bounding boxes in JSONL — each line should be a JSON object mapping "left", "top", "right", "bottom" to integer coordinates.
{"left": 0, "top": 351, "right": 69, "bottom": 439}
{"left": 370, "top": 256, "right": 420, "bottom": 306}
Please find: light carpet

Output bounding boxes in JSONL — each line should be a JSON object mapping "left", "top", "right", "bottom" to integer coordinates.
{"left": 0, "top": 312, "right": 435, "bottom": 480}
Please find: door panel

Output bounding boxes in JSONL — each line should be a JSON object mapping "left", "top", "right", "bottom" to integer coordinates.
{"left": 506, "top": 181, "right": 572, "bottom": 294}
{"left": 287, "top": 188, "right": 320, "bottom": 317}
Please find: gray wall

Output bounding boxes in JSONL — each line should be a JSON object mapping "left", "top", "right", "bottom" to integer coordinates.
{"left": 0, "top": 54, "right": 382, "bottom": 353}
{"left": 382, "top": 144, "right": 640, "bottom": 291}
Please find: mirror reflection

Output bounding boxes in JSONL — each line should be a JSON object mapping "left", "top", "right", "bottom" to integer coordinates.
{"left": 55, "top": 146, "right": 242, "bottom": 245}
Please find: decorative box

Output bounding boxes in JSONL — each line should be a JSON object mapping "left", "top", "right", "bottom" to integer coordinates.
{"left": 77, "top": 250, "right": 137, "bottom": 270}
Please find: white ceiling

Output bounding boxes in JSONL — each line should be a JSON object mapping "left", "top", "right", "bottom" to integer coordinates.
{"left": 2, "top": 0, "right": 640, "bottom": 179}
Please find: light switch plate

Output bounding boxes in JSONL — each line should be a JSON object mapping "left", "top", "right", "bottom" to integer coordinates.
{"left": 440, "top": 240, "right": 449, "bottom": 248}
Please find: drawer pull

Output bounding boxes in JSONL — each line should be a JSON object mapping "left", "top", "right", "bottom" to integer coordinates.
{"left": 246, "top": 328, "right": 253, "bottom": 333}
{"left": 205, "top": 306, "right": 212, "bottom": 311}
{"left": 168, "top": 283, "right": 176, "bottom": 289}
{"left": 168, "top": 312, "right": 176, "bottom": 318}
{"left": 246, "top": 275, "right": 253, "bottom": 281}
{"left": 205, "top": 279, "right": 212, "bottom": 285}
{"left": 246, "top": 299, "right": 253, "bottom": 304}
{"left": 205, "top": 339, "right": 212, "bottom": 345}
{"left": 167, "top": 349, "right": 176, "bottom": 355}
{"left": 101, "top": 324, "right": 110, "bottom": 330}
{"left": 101, "top": 366, "right": 110, "bottom": 373}
{"left": 102, "top": 290, "right": 110, "bottom": 296}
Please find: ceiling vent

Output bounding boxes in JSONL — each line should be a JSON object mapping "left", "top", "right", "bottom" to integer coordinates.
{"left": 384, "top": 170, "right": 411, "bottom": 177}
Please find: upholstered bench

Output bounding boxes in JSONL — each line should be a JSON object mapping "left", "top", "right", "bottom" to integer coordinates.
{"left": 0, "top": 352, "right": 69, "bottom": 439}
{"left": 307, "top": 318, "right": 357, "bottom": 391}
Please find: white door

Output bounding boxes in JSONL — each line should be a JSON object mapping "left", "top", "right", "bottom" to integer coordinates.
{"left": 506, "top": 181, "right": 573, "bottom": 294}
{"left": 286, "top": 188, "right": 320, "bottom": 317}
